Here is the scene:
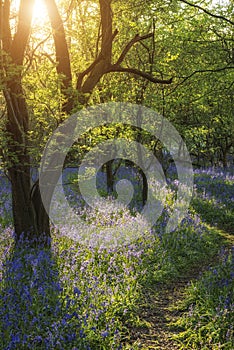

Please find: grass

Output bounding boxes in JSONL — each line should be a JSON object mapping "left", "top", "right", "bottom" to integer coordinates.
{"left": 165, "top": 168, "right": 234, "bottom": 350}
{"left": 0, "top": 166, "right": 233, "bottom": 349}
{"left": 171, "top": 247, "right": 234, "bottom": 349}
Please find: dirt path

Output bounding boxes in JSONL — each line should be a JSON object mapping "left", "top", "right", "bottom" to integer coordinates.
{"left": 127, "top": 231, "right": 234, "bottom": 349}
{"left": 128, "top": 272, "right": 201, "bottom": 349}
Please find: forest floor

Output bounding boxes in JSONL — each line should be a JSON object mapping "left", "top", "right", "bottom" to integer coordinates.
{"left": 0, "top": 169, "right": 233, "bottom": 349}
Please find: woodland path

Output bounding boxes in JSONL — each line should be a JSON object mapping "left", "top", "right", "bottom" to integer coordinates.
{"left": 128, "top": 231, "right": 234, "bottom": 349}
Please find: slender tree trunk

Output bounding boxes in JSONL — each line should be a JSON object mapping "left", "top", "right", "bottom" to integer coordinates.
{"left": 106, "top": 160, "right": 114, "bottom": 194}
{"left": 221, "top": 149, "right": 228, "bottom": 168}
{"left": 139, "top": 168, "right": 148, "bottom": 206}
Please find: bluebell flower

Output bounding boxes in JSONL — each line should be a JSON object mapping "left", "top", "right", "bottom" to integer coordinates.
{"left": 73, "top": 287, "right": 81, "bottom": 296}
{"left": 101, "top": 330, "right": 109, "bottom": 338}
{"left": 79, "top": 329, "right": 86, "bottom": 338}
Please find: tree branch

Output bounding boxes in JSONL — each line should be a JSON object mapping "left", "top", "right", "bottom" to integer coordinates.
{"left": 76, "top": 29, "right": 118, "bottom": 90}
{"left": 107, "top": 65, "right": 173, "bottom": 84}
{"left": 76, "top": 54, "right": 104, "bottom": 90}
{"left": 180, "top": 0, "right": 234, "bottom": 26}
{"left": 115, "top": 33, "right": 153, "bottom": 66}
{"left": 24, "top": 34, "right": 52, "bottom": 73}
{"left": 99, "top": 0, "right": 113, "bottom": 61}
{"left": 166, "top": 65, "right": 234, "bottom": 96}
{"left": 45, "top": 0, "right": 72, "bottom": 85}
{"left": 44, "top": 0, "right": 73, "bottom": 112}
{"left": 77, "top": 0, "right": 172, "bottom": 100}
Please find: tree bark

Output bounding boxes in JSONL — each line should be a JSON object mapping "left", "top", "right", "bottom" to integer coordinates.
{"left": 106, "top": 160, "right": 114, "bottom": 194}
{"left": 44, "top": 0, "right": 73, "bottom": 113}
{"left": 5, "top": 83, "right": 50, "bottom": 244}
{"left": 1, "top": 0, "right": 50, "bottom": 244}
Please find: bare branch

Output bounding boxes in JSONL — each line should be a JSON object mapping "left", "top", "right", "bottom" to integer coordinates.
{"left": 24, "top": 34, "right": 52, "bottom": 73}
{"left": 166, "top": 65, "right": 234, "bottom": 96}
{"left": 115, "top": 33, "right": 153, "bottom": 66}
{"left": 76, "top": 54, "right": 104, "bottom": 90}
{"left": 77, "top": 0, "right": 172, "bottom": 99}
{"left": 107, "top": 65, "right": 173, "bottom": 84}
{"left": 76, "top": 29, "right": 118, "bottom": 90}
{"left": 95, "top": 20, "right": 102, "bottom": 58}
{"left": 180, "top": 0, "right": 234, "bottom": 26}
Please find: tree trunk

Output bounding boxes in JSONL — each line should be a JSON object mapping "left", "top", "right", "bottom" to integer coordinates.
{"left": 106, "top": 160, "right": 114, "bottom": 194}
{"left": 5, "top": 82, "right": 50, "bottom": 245}
{"left": 30, "top": 180, "right": 51, "bottom": 243}
{"left": 9, "top": 165, "right": 34, "bottom": 238}
{"left": 221, "top": 149, "right": 228, "bottom": 168}
{"left": 0, "top": 0, "right": 50, "bottom": 245}
{"left": 139, "top": 168, "right": 148, "bottom": 206}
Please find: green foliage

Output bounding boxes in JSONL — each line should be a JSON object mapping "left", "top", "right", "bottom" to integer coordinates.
{"left": 141, "top": 213, "right": 223, "bottom": 287}
{"left": 1, "top": 0, "right": 233, "bottom": 168}
{"left": 172, "top": 249, "right": 234, "bottom": 349}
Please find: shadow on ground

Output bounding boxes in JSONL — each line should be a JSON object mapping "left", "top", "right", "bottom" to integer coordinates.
{"left": 0, "top": 242, "right": 76, "bottom": 349}
{"left": 192, "top": 197, "right": 234, "bottom": 235}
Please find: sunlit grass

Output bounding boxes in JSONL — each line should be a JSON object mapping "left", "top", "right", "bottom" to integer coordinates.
{"left": 171, "top": 248, "right": 234, "bottom": 349}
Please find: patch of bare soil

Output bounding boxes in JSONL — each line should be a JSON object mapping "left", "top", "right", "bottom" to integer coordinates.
{"left": 127, "top": 275, "right": 198, "bottom": 349}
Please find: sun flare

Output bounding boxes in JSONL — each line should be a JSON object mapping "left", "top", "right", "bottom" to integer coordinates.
{"left": 32, "top": 0, "right": 48, "bottom": 25}
{"left": 12, "top": 0, "right": 48, "bottom": 26}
